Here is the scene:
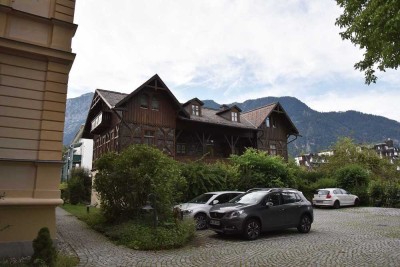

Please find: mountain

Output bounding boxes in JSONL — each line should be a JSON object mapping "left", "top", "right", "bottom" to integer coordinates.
{"left": 63, "top": 92, "right": 94, "bottom": 146}
{"left": 64, "top": 94, "right": 400, "bottom": 156}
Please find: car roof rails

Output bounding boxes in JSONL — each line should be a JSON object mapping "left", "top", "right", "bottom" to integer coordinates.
{"left": 246, "top": 188, "right": 272, "bottom": 193}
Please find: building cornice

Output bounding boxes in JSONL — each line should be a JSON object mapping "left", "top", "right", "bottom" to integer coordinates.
{"left": 0, "top": 37, "right": 76, "bottom": 64}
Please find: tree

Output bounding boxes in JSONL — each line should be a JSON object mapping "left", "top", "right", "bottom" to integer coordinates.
{"left": 335, "top": 0, "right": 400, "bottom": 84}
{"left": 94, "top": 144, "right": 186, "bottom": 222}
{"left": 31, "top": 227, "right": 57, "bottom": 267}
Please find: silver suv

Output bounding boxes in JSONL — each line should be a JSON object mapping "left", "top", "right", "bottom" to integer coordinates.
{"left": 209, "top": 188, "right": 313, "bottom": 240}
{"left": 176, "top": 191, "right": 244, "bottom": 230}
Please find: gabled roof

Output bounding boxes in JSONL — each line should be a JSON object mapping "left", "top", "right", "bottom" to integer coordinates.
{"left": 96, "top": 89, "right": 128, "bottom": 108}
{"left": 216, "top": 104, "right": 242, "bottom": 115}
{"left": 241, "top": 102, "right": 299, "bottom": 135}
{"left": 182, "top": 97, "right": 204, "bottom": 107}
{"left": 180, "top": 107, "right": 256, "bottom": 130}
{"left": 115, "top": 74, "right": 189, "bottom": 117}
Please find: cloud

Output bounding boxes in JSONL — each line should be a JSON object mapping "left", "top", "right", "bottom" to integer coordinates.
{"left": 69, "top": 0, "right": 400, "bottom": 122}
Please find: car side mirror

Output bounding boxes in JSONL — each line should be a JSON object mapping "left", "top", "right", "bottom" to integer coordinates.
{"left": 266, "top": 201, "right": 273, "bottom": 207}
{"left": 212, "top": 200, "right": 219, "bottom": 205}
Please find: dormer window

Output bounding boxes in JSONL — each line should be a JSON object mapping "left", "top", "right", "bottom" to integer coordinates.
{"left": 231, "top": 112, "right": 238, "bottom": 122}
{"left": 140, "top": 94, "right": 149, "bottom": 109}
{"left": 192, "top": 104, "right": 200, "bottom": 116}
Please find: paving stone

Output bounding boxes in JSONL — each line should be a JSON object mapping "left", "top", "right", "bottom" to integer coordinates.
{"left": 56, "top": 207, "right": 400, "bottom": 266}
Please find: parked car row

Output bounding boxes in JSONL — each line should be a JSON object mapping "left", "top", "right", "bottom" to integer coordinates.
{"left": 175, "top": 187, "right": 359, "bottom": 240}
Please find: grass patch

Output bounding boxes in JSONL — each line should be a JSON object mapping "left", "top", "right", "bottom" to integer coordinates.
{"left": 0, "top": 253, "right": 78, "bottom": 267}
{"left": 60, "top": 204, "right": 196, "bottom": 250}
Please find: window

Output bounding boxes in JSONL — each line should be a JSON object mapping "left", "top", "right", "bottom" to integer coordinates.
{"left": 143, "top": 130, "right": 155, "bottom": 145}
{"left": 272, "top": 118, "right": 277, "bottom": 128}
{"left": 91, "top": 112, "right": 103, "bottom": 131}
{"left": 282, "top": 192, "right": 301, "bottom": 204}
{"left": 176, "top": 143, "right": 186, "bottom": 155}
{"left": 265, "top": 117, "right": 270, "bottom": 127}
{"left": 192, "top": 104, "right": 200, "bottom": 116}
{"left": 140, "top": 94, "right": 149, "bottom": 108}
{"left": 231, "top": 112, "right": 238, "bottom": 122}
{"left": 269, "top": 144, "right": 277, "bottom": 156}
{"left": 151, "top": 96, "right": 159, "bottom": 110}
{"left": 266, "top": 193, "right": 282, "bottom": 206}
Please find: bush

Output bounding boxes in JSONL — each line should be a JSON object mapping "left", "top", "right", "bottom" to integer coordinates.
{"left": 61, "top": 204, "right": 195, "bottom": 251}
{"left": 335, "top": 164, "right": 370, "bottom": 190}
{"left": 94, "top": 144, "right": 186, "bottom": 222}
{"left": 370, "top": 181, "right": 400, "bottom": 208}
{"left": 105, "top": 219, "right": 195, "bottom": 250}
{"left": 31, "top": 227, "right": 57, "bottom": 267}
{"left": 68, "top": 168, "right": 91, "bottom": 205}
{"left": 180, "top": 161, "right": 239, "bottom": 200}
{"left": 230, "top": 148, "right": 294, "bottom": 190}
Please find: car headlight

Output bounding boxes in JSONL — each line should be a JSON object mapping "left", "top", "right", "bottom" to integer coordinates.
{"left": 228, "top": 210, "right": 244, "bottom": 218}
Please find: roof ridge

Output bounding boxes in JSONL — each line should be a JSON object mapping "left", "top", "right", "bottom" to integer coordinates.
{"left": 96, "top": 88, "right": 128, "bottom": 95}
{"left": 241, "top": 102, "right": 277, "bottom": 114}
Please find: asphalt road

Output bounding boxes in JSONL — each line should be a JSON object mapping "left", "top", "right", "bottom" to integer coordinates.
{"left": 57, "top": 207, "right": 400, "bottom": 266}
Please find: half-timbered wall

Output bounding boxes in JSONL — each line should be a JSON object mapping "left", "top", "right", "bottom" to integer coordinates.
{"left": 118, "top": 123, "right": 175, "bottom": 156}
{"left": 93, "top": 125, "right": 119, "bottom": 161}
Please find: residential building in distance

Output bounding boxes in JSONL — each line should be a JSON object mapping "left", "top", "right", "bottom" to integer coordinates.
{"left": 61, "top": 125, "right": 94, "bottom": 182}
{"left": 0, "top": 0, "right": 76, "bottom": 257}
{"left": 82, "top": 74, "right": 300, "bottom": 165}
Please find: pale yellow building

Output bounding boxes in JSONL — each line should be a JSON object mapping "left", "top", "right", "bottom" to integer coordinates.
{"left": 0, "top": 0, "right": 76, "bottom": 257}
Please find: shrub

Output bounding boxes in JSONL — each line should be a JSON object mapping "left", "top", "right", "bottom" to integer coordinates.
{"left": 68, "top": 168, "right": 91, "bottom": 205}
{"left": 59, "top": 182, "right": 69, "bottom": 204}
{"left": 94, "top": 144, "right": 186, "bottom": 222}
{"left": 180, "top": 161, "right": 239, "bottom": 200}
{"left": 105, "top": 219, "right": 195, "bottom": 250}
{"left": 31, "top": 227, "right": 57, "bottom": 267}
{"left": 230, "top": 148, "right": 294, "bottom": 190}
{"left": 335, "top": 164, "right": 370, "bottom": 190}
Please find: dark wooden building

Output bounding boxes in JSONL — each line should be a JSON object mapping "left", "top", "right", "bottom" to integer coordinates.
{"left": 82, "top": 74, "right": 299, "bottom": 163}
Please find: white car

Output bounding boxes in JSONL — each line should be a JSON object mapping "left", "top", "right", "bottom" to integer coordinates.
{"left": 176, "top": 191, "right": 244, "bottom": 230}
{"left": 312, "top": 188, "right": 359, "bottom": 208}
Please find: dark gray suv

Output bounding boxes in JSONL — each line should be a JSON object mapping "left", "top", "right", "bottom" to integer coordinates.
{"left": 208, "top": 188, "right": 313, "bottom": 240}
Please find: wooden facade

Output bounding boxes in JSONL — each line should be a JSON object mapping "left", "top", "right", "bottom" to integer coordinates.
{"left": 83, "top": 74, "right": 299, "bottom": 164}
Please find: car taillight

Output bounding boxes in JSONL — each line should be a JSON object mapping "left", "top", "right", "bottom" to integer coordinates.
{"left": 326, "top": 193, "right": 332, "bottom": 199}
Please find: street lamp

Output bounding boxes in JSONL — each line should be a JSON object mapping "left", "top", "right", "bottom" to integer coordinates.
{"left": 142, "top": 193, "right": 158, "bottom": 227}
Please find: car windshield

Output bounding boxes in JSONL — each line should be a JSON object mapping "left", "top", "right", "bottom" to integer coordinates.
{"left": 229, "top": 191, "right": 266, "bottom": 205}
{"left": 188, "top": 193, "right": 215, "bottom": 204}
{"left": 316, "top": 190, "right": 329, "bottom": 195}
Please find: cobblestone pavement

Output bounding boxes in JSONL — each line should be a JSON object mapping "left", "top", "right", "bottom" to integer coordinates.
{"left": 56, "top": 207, "right": 400, "bottom": 267}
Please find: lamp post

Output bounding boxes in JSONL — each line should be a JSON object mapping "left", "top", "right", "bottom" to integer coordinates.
{"left": 142, "top": 193, "right": 158, "bottom": 228}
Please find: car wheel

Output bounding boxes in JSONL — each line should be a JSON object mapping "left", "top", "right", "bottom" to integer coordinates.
{"left": 333, "top": 200, "right": 340, "bottom": 209}
{"left": 354, "top": 198, "right": 360, "bottom": 207}
{"left": 194, "top": 213, "right": 208, "bottom": 230}
{"left": 297, "top": 215, "right": 312, "bottom": 233}
{"left": 243, "top": 219, "right": 261, "bottom": 240}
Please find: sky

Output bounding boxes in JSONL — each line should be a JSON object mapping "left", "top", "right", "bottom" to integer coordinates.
{"left": 69, "top": 0, "right": 400, "bottom": 123}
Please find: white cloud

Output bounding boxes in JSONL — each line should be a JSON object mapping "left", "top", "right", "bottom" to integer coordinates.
{"left": 69, "top": 0, "right": 400, "bottom": 122}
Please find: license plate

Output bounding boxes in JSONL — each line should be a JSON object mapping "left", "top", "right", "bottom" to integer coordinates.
{"left": 209, "top": 219, "right": 220, "bottom": 226}
{"left": 316, "top": 200, "right": 323, "bottom": 203}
